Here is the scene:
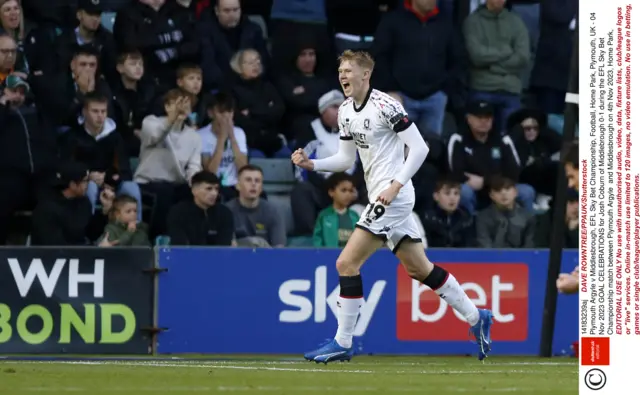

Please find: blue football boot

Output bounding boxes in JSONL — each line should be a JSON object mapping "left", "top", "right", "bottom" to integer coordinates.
{"left": 303, "top": 339, "right": 354, "bottom": 364}
{"left": 469, "top": 309, "right": 494, "bottom": 361}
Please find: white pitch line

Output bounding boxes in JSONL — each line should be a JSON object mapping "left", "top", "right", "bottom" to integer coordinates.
{"left": 10, "top": 386, "right": 558, "bottom": 393}
{"left": 9, "top": 360, "right": 565, "bottom": 375}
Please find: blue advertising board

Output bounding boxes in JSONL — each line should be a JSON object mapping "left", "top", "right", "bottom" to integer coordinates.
{"left": 156, "top": 248, "right": 578, "bottom": 356}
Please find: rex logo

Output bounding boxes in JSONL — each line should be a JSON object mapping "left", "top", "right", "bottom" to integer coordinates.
{"left": 278, "top": 266, "right": 386, "bottom": 336}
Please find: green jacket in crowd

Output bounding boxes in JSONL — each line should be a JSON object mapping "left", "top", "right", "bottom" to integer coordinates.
{"left": 313, "top": 206, "right": 360, "bottom": 248}
{"left": 100, "top": 221, "right": 150, "bottom": 247}
{"left": 463, "top": 5, "right": 530, "bottom": 94}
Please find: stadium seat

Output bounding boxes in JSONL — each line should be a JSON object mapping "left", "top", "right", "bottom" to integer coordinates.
{"left": 101, "top": 12, "right": 117, "bottom": 33}
{"left": 249, "top": 158, "right": 296, "bottom": 194}
{"left": 247, "top": 15, "right": 268, "bottom": 39}
{"left": 267, "top": 194, "right": 295, "bottom": 236}
{"left": 441, "top": 112, "right": 458, "bottom": 142}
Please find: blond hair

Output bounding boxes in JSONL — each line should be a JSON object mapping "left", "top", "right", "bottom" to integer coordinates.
{"left": 338, "top": 50, "right": 375, "bottom": 70}
{"left": 230, "top": 48, "right": 262, "bottom": 75}
{"left": 0, "top": 0, "right": 24, "bottom": 40}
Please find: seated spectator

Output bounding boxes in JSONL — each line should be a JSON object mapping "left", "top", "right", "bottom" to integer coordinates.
{"left": 447, "top": 100, "right": 534, "bottom": 213}
{"left": 0, "top": 1, "right": 28, "bottom": 78}
{"left": 49, "top": 45, "right": 114, "bottom": 128}
{"left": 114, "top": 0, "right": 200, "bottom": 93}
{"left": 0, "top": 33, "right": 20, "bottom": 84}
{"left": 290, "top": 90, "right": 362, "bottom": 235}
{"left": 176, "top": 63, "right": 208, "bottom": 128}
{"left": 371, "top": 0, "right": 466, "bottom": 137}
{"left": 31, "top": 162, "right": 112, "bottom": 246}
{"left": 313, "top": 172, "right": 359, "bottom": 248}
{"left": 421, "top": 178, "right": 475, "bottom": 248}
{"left": 198, "top": 91, "right": 248, "bottom": 201}
{"left": 98, "top": 194, "right": 150, "bottom": 246}
{"left": 58, "top": 92, "right": 142, "bottom": 221}
{"left": 270, "top": 0, "right": 333, "bottom": 77}
{"left": 535, "top": 188, "right": 578, "bottom": 248}
{"left": 463, "top": 0, "right": 529, "bottom": 134}
{"left": 73, "top": 0, "right": 118, "bottom": 83}
{"left": 507, "top": 107, "right": 562, "bottom": 197}
{"left": 112, "top": 49, "right": 156, "bottom": 157}
{"left": 228, "top": 48, "right": 287, "bottom": 158}
{"left": 226, "top": 164, "right": 286, "bottom": 247}
{"left": 197, "top": 0, "right": 269, "bottom": 90}
{"left": 135, "top": 89, "right": 202, "bottom": 238}
{"left": 167, "top": 170, "right": 234, "bottom": 245}
{"left": 277, "top": 41, "right": 332, "bottom": 142}
{"left": 476, "top": 176, "right": 535, "bottom": 248}
{"left": 0, "top": 75, "right": 58, "bottom": 244}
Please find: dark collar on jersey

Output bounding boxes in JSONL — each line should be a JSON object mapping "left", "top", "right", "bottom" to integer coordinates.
{"left": 353, "top": 86, "right": 373, "bottom": 113}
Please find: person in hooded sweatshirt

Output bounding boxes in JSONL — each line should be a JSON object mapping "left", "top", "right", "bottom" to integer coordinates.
{"left": 166, "top": 170, "right": 234, "bottom": 246}
{"left": 31, "top": 161, "right": 113, "bottom": 246}
{"left": 58, "top": 91, "right": 142, "bottom": 221}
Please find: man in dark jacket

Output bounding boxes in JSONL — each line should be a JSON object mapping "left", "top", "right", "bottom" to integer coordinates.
{"left": 58, "top": 92, "right": 142, "bottom": 221}
{"left": 31, "top": 161, "right": 112, "bottom": 246}
{"left": 372, "top": 0, "right": 467, "bottom": 137}
{"left": 447, "top": 100, "right": 534, "bottom": 213}
{"left": 167, "top": 170, "right": 235, "bottom": 245}
{"left": 42, "top": 45, "right": 114, "bottom": 129}
{"left": 0, "top": 75, "right": 58, "bottom": 244}
{"left": 114, "top": 0, "right": 201, "bottom": 92}
{"left": 197, "top": 0, "right": 270, "bottom": 90}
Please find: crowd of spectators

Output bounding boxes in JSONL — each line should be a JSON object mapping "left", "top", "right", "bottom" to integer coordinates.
{"left": 0, "top": 0, "right": 579, "bottom": 249}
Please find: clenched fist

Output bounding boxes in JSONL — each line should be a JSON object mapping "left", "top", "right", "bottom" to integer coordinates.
{"left": 291, "top": 149, "right": 314, "bottom": 171}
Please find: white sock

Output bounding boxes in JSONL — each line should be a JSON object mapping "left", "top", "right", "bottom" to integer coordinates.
{"left": 434, "top": 273, "right": 480, "bottom": 326}
{"left": 334, "top": 296, "right": 362, "bottom": 348}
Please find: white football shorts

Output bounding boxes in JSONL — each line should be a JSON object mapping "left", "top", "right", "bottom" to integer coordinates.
{"left": 355, "top": 194, "right": 422, "bottom": 253}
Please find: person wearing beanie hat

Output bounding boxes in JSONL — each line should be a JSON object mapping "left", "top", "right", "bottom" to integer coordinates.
{"left": 289, "top": 89, "right": 367, "bottom": 236}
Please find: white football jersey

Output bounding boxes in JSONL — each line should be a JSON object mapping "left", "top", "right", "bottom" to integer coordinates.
{"left": 338, "top": 88, "right": 415, "bottom": 203}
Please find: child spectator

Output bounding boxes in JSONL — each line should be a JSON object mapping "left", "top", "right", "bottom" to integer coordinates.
{"left": 476, "top": 176, "right": 536, "bottom": 248}
{"left": 99, "top": 195, "right": 150, "bottom": 246}
{"left": 112, "top": 49, "right": 156, "bottom": 157}
{"left": 313, "top": 172, "right": 359, "bottom": 248}
{"left": 421, "top": 178, "right": 475, "bottom": 248}
{"left": 198, "top": 91, "right": 248, "bottom": 201}
{"left": 175, "top": 63, "right": 208, "bottom": 128}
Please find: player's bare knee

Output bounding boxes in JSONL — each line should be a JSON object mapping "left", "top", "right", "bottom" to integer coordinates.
{"left": 336, "top": 257, "right": 360, "bottom": 276}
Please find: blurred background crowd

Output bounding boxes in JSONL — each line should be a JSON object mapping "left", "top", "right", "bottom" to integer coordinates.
{"left": 0, "top": 0, "right": 579, "bottom": 249}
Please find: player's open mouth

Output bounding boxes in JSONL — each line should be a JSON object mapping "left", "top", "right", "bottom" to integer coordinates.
{"left": 342, "top": 82, "right": 350, "bottom": 89}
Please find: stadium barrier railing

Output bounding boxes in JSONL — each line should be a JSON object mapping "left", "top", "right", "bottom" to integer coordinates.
{"left": 0, "top": 247, "right": 578, "bottom": 356}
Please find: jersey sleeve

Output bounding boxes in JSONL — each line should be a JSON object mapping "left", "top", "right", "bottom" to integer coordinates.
{"left": 376, "top": 94, "right": 412, "bottom": 133}
{"left": 338, "top": 105, "right": 353, "bottom": 140}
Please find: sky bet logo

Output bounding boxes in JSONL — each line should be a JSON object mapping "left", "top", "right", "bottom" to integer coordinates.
{"left": 396, "top": 263, "right": 529, "bottom": 341}
{"left": 278, "top": 266, "right": 386, "bottom": 336}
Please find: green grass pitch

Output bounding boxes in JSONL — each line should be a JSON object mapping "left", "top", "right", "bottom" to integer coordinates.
{"left": 0, "top": 356, "right": 577, "bottom": 394}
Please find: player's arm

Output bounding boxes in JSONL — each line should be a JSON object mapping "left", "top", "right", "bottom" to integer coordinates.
{"left": 310, "top": 109, "right": 357, "bottom": 172}
{"left": 394, "top": 122, "right": 430, "bottom": 186}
